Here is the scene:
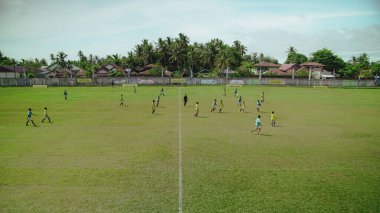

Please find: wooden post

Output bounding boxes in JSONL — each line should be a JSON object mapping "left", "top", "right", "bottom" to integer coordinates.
{"left": 292, "top": 67, "right": 295, "bottom": 79}
{"left": 308, "top": 67, "right": 312, "bottom": 80}
{"left": 259, "top": 67, "right": 262, "bottom": 80}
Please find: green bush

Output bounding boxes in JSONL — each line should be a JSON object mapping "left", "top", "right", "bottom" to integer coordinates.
{"left": 148, "top": 65, "right": 164, "bottom": 77}
{"left": 26, "top": 72, "right": 35, "bottom": 78}
{"left": 109, "top": 69, "right": 125, "bottom": 77}
{"left": 295, "top": 68, "right": 309, "bottom": 77}
{"left": 263, "top": 72, "right": 279, "bottom": 77}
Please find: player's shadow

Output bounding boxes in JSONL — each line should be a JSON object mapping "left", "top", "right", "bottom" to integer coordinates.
{"left": 197, "top": 116, "right": 208, "bottom": 118}
{"left": 259, "top": 134, "right": 272, "bottom": 136}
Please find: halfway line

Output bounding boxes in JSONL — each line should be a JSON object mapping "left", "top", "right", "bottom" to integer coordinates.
{"left": 178, "top": 87, "right": 183, "bottom": 213}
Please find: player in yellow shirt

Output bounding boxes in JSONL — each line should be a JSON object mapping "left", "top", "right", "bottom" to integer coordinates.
{"left": 194, "top": 102, "right": 199, "bottom": 117}
{"left": 210, "top": 99, "right": 217, "bottom": 112}
{"left": 152, "top": 100, "right": 156, "bottom": 114}
{"left": 120, "top": 94, "right": 124, "bottom": 106}
{"left": 271, "top": 111, "right": 277, "bottom": 126}
{"left": 240, "top": 101, "right": 246, "bottom": 112}
{"left": 219, "top": 100, "right": 224, "bottom": 112}
{"left": 41, "top": 107, "right": 51, "bottom": 123}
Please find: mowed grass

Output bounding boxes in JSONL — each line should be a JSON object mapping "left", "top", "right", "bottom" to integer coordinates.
{"left": 0, "top": 86, "right": 379, "bottom": 212}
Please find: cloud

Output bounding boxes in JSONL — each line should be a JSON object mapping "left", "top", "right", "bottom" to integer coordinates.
{"left": 0, "top": 0, "right": 380, "bottom": 63}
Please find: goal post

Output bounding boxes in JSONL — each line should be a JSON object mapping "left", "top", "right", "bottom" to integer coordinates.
{"left": 228, "top": 80, "right": 244, "bottom": 87}
{"left": 32, "top": 85, "right": 48, "bottom": 88}
{"left": 122, "top": 83, "right": 138, "bottom": 87}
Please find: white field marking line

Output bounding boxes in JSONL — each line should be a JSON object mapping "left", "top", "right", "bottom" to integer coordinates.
{"left": 178, "top": 87, "right": 183, "bottom": 213}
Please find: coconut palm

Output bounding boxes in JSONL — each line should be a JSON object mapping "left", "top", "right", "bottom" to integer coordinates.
{"left": 215, "top": 47, "right": 232, "bottom": 72}
{"left": 286, "top": 46, "right": 297, "bottom": 54}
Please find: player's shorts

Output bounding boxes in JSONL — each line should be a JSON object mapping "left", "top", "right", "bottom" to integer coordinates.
{"left": 27, "top": 117, "right": 31, "bottom": 121}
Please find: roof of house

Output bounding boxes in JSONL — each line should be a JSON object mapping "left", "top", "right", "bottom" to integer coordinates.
{"left": 96, "top": 64, "right": 124, "bottom": 74}
{"left": 280, "top": 64, "right": 297, "bottom": 71}
{"left": 145, "top": 64, "right": 156, "bottom": 68}
{"left": 253, "top": 62, "right": 280, "bottom": 67}
{"left": 300, "top": 62, "right": 324, "bottom": 67}
{"left": 46, "top": 63, "right": 83, "bottom": 72}
{"left": 46, "top": 68, "right": 72, "bottom": 75}
{"left": 0, "top": 65, "right": 25, "bottom": 73}
{"left": 267, "top": 69, "right": 290, "bottom": 76}
{"left": 97, "top": 70, "right": 108, "bottom": 74}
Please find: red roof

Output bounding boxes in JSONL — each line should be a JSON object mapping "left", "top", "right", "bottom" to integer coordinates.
{"left": 0, "top": 65, "right": 25, "bottom": 73}
{"left": 267, "top": 69, "right": 290, "bottom": 76}
{"left": 253, "top": 62, "right": 280, "bottom": 67}
{"left": 300, "top": 62, "right": 324, "bottom": 67}
{"left": 96, "top": 64, "right": 125, "bottom": 74}
{"left": 280, "top": 64, "right": 297, "bottom": 71}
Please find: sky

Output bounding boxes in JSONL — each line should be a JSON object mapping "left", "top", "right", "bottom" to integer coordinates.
{"left": 1, "top": 0, "right": 380, "bottom": 63}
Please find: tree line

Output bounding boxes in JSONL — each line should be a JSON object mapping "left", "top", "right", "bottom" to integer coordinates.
{"left": 1, "top": 33, "right": 379, "bottom": 78}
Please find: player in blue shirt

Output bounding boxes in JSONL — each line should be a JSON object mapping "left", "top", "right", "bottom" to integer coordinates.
{"left": 251, "top": 115, "right": 262, "bottom": 134}
{"left": 26, "top": 108, "right": 37, "bottom": 127}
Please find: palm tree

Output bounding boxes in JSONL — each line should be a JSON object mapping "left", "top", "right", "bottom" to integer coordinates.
{"left": 40, "top": 58, "right": 47, "bottom": 66}
{"left": 350, "top": 56, "right": 357, "bottom": 64}
{"left": 56, "top": 51, "right": 68, "bottom": 69}
{"left": 286, "top": 46, "right": 297, "bottom": 54}
{"left": 232, "top": 40, "right": 247, "bottom": 68}
{"left": 111, "top": 54, "right": 122, "bottom": 66}
{"left": 78, "top": 50, "right": 87, "bottom": 62}
{"left": 258, "top": 53, "right": 265, "bottom": 62}
{"left": 177, "top": 33, "right": 190, "bottom": 50}
{"left": 170, "top": 42, "right": 182, "bottom": 72}
{"left": 215, "top": 48, "right": 231, "bottom": 72}
{"left": 156, "top": 37, "right": 170, "bottom": 67}
{"left": 200, "top": 44, "right": 213, "bottom": 70}
{"left": 251, "top": 52, "right": 259, "bottom": 64}
{"left": 140, "top": 39, "right": 155, "bottom": 68}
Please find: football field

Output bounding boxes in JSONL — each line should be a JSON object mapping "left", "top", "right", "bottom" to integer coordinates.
{"left": 0, "top": 86, "right": 379, "bottom": 212}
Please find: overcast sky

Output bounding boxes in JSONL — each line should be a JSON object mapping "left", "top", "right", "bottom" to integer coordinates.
{"left": 1, "top": 0, "right": 380, "bottom": 63}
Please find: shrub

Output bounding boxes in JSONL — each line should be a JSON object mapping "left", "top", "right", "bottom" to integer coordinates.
{"left": 148, "top": 65, "right": 164, "bottom": 77}
{"left": 295, "top": 68, "right": 309, "bottom": 77}
{"left": 26, "top": 72, "right": 35, "bottom": 78}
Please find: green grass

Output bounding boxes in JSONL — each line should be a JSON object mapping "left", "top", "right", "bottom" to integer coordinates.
{"left": 0, "top": 86, "right": 379, "bottom": 212}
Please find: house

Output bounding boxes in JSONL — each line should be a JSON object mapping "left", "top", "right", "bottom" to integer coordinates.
{"left": 95, "top": 64, "right": 125, "bottom": 77}
{"left": 265, "top": 63, "right": 298, "bottom": 77}
{"left": 266, "top": 69, "right": 289, "bottom": 76}
{"left": 299, "top": 62, "right": 325, "bottom": 79}
{"left": 0, "top": 65, "right": 25, "bottom": 78}
{"left": 253, "top": 62, "right": 281, "bottom": 78}
{"left": 45, "top": 63, "right": 86, "bottom": 78}
{"left": 280, "top": 64, "right": 298, "bottom": 75}
{"left": 299, "top": 62, "right": 324, "bottom": 72}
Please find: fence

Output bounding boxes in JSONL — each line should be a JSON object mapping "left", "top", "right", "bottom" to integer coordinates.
{"left": 0, "top": 77, "right": 377, "bottom": 87}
